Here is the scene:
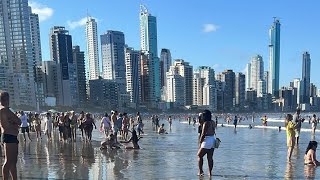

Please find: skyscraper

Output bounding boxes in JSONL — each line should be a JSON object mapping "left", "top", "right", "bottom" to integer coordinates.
{"left": 100, "top": 30, "right": 126, "bottom": 94}
{"left": 86, "top": 17, "right": 100, "bottom": 80}
{"left": 125, "top": 47, "right": 141, "bottom": 106}
{"left": 268, "top": 18, "right": 281, "bottom": 97}
{"left": 73, "top": 46, "right": 87, "bottom": 104}
{"left": 0, "top": 0, "right": 36, "bottom": 107}
{"left": 160, "top": 48, "right": 172, "bottom": 88}
{"left": 140, "top": 5, "right": 160, "bottom": 102}
{"left": 301, "top": 52, "right": 311, "bottom": 104}
{"left": 166, "top": 66, "right": 185, "bottom": 107}
{"left": 245, "top": 63, "right": 251, "bottom": 90}
{"left": 50, "top": 26, "right": 78, "bottom": 106}
{"left": 235, "top": 73, "right": 246, "bottom": 108}
{"left": 29, "top": 7, "right": 44, "bottom": 109}
{"left": 250, "top": 55, "right": 264, "bottom": 91}
{"left": 172, "top": 59, "right": 193, "bottom": 106}
{"left": 220, "top": 70, "right": 235, "bottom": 111}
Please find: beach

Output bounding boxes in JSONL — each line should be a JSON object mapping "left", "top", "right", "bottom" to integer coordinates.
{"left": 1, "top": 115, "right": 319, "bottom": 179}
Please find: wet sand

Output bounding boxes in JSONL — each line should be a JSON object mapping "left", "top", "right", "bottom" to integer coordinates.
{"left": 1, "top": 116, "right": 320, "bottom": 179}
{"left": 0, "top": 131, "right": 128, "bottom": 180}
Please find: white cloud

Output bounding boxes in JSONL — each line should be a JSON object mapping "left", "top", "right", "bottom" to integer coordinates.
{"left": 203, "top": 23, "right": 219, "bottom": 33}
{"left": 29, "top": 2, "right": 54, "bottom": 22}
{"left": 67, "top": 17, "right": 88, "bottom": 30}
{"left": 67, "top": 17, "right": 99, "bottom": 30}
{"left": 212, "top": 64, "right": 220, "bottom": 69}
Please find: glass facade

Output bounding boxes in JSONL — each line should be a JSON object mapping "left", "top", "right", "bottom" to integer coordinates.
{"left": 269, "top": 19, "right": 281, "bottom": 97}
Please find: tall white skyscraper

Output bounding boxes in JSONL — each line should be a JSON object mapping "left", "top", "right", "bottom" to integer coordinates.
{"left": 172, "top": 59, "right": 193, "bottom": 106}
{"left": 249, "top": 55, "right": 264, "bottom": 90}
{"left": 0, "top": 0, "right": 36, "bottom": 107}
{"left": 166, "top": 66, "right": 185, "bottom": 107}
{"left": 125, "top": 47, "right": 141, "bottom": 105}
{"left": 193, "top": 72, "right": 203, "bottom": 106}
{"left": 86, "top": 17, "right": 99, "bottom": 80}
{"left": 245, "top": 63, "right": 251, "bottom": 90}
{"left": 293, "top": 78, "right": 301, "bottom": 105}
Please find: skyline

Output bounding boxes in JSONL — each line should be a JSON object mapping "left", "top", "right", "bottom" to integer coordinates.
{"left": 30, "top": 0, "right": 320, "bottom": 87}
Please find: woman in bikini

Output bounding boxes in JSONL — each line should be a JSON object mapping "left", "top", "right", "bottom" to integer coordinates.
{"left": 197, "top": 110, "right": 216, "bottom": 177}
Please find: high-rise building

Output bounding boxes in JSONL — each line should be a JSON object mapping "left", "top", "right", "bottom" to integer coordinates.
{"left": 172, "top": 59, "right": 193, "bottom": 106}
{"left": 166, "top": 66, "right": 185, "bottom": 107}
{"left": 100, "top": 30, "right": 126, "bottom": 94}
{"left": 125, "top": 47, "right": 141, "bottom": 106}
{"left": 73, "top": 46, "right": 87, "bottom": 104}
{"left": 235, "top": 72, "right": 245, "bottom": 108}
{"left": 160, "top": 48, "right": 172, "bottom": 88}
{"left": 301, "top": 52, "right": 311, "bottom": 104}
{"left": 86, "top": 17, "right": 99, "bottom": 80}
{"left": 140, "top": 5, "right": 160, "bottom": 102}
{"left": 268, "top": 18, "right": 281, "bottom": 97}
{"left": 245, "top": 63, "right": 251, "bottom": 90}
{"left": 292, "top": 78, "right": 301, "bottom": 105}
{"left": 219, "top": 70, "right": 235, "bottom": 111}
{"left": 249, "top": 55, "right": 264, "bottom": 91}
{"left": 29, "top": 7, "right": 44, "bottom": 109}
{"left": 193, "top": 66, "right": 217, "bottom": 110}
{"left": 49, "top": 26, "right": 78, "bottom": 106}
{"left": 89, "top": 79, "right": 119, "bottom": 109}
{"left": 264, "top": 71, "right": 269, "bottom": 93}
{"left": 193, "top": 73, "right": 203, "bottom": 106}
{"left": 0, "top": 0, "right": 37, "bottom": 107}
{"left": 257, "top": 80, "right": 267, "bottom": 97}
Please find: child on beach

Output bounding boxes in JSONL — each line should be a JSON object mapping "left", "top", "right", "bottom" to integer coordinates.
{"left": 100, "top": 134, "right": 120, "bottom": 150}
{"left": 158, "top": 124, "right": 167, "bottom": 134}
{"left": 123, "top": 129, "right": 143, "bottom": 149}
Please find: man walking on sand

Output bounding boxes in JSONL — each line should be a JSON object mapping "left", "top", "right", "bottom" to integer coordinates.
{"left": 0, "top": 92, "right": 21, "bottom": 180}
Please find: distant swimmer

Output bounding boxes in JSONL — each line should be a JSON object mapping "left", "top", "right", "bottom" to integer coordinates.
{"left": 233, "top": 116, "right": 238, "bottom": 129}
{"left": 249, "top": 124, "right": 253, "bottom": 129}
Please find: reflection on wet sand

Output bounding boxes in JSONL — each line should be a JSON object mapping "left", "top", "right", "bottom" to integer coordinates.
{"left": 304, "top": 165, "right": 316, "bottom": 179}
{"left": 284, "top": 162, "right": 294, "bottom": 179}
{"left": 0, "top": 132, "right": 128, "bottom": 179}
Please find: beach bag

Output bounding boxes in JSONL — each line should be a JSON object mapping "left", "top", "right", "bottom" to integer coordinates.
{"left": 214, "top": 137, "right": 221, "bottom": 148}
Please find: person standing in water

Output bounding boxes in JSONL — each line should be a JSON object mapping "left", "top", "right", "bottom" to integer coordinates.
{"left": 311, "top": 114, "right": 317, "bottom": 135}
{"left": 198, "top": 110, "right": 216, "bottom": 177}
{"left": 20, "top": 111, "right": 31, "bottom": 141}
{"left": 0, "top": 92, "right": 21, "bottom": 180}
{"left": 168, "top": 116, "right": 172, "bottom": 129}
{"left": 33, "top": 113, "right": 42, "bottom": 141}
{"left": 233, "top": 116, "right": 238, "bottom": 129}
{"left": 293, "top": 108, "right": 304, "bottom": 146}
{"left": 44, "top": 112, "right": 53, "bottom": 141}
{"left": 285, "top": 114, "right": 295, "bottom": 160}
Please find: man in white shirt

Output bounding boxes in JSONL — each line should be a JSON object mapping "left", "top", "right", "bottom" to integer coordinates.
{"left": 100, "top": 113, "right": 111, "bottom": 138}
{"left": 20, "top": 111, "right": 31, "bottom": 141}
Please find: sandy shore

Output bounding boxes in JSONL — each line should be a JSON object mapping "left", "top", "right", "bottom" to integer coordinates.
{"left": 0, "top": 131, "right": 128, "bottom": 180}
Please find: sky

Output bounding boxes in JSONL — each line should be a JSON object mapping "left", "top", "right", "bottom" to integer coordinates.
{"left": 29, "top": 0, "right": 320, "bottom": 88}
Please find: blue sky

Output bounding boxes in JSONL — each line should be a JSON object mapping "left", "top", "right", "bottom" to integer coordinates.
{"left": 29, "top": 0, "right": 320, "bottom": 87}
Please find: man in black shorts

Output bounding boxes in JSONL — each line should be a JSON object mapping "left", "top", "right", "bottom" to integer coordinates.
{"left": 0, "top": 92, "right": 21, "bottom": 180}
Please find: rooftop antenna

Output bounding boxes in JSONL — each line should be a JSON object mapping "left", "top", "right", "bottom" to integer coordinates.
{"left": 140, "top": 4, "right": 148, "bottom": 14}
{"left": 87, "top": 9, "right": 91, "bottom": 21}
